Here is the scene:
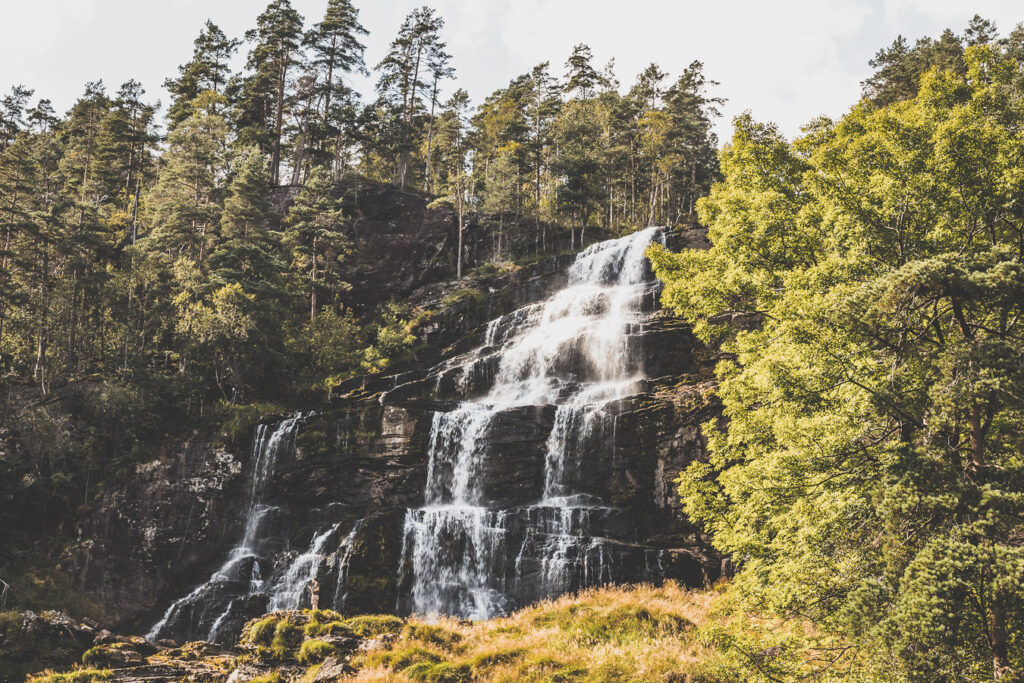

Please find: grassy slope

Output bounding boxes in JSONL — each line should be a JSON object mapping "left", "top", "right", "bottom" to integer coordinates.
{"left": 24, "top": 583, "right": 869, "bottom": 682}
{"left": 348, "top": 582, "right": 863, "bottom": 682}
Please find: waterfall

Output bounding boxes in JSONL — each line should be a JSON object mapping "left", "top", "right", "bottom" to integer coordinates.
{"left": 147, "top": 414, "right": 304, "bottom": 642}
{"left": 399, "top": 227, "right": 666, "bottom": 619}
{"left": 148, "top": 412, "right": 365, "bottom": 643}
{"left": 150, "top": 227, "right": 677, "bottom": 639}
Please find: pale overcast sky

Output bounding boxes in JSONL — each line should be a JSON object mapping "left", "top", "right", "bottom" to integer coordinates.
{"left": 2, "top": 0, "right": 1022, "bottom": 142}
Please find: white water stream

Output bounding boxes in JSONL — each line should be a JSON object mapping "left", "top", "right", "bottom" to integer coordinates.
{"left": 400, "top": 227, "right": 664, "bottom": 618}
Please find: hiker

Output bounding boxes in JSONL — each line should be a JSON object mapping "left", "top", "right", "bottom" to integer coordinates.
{"left": 308, "top": 578, "right": 320, "bottom": 611}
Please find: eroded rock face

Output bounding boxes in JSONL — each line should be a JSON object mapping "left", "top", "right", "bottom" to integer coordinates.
{"left": 64, "top": 439, "right": 248, "bottom": 631}
{"left": 70, "top": 227, "right": 721, "bottom": 642}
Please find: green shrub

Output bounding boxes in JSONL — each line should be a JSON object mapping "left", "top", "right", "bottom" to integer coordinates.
{"left": 401, "top": 623, "right": 462, "bottom": 648}
{"left": 306, "top": 608, "right": 344, "bottom": 623}
{"left": 270, "top": 618, "right": 303, "bottom": 659}
{"left": 297, "top": 639, "right": 337, "bottom": 664}
{"left": 303, "top": 620, "right": 352, "bottom": 638}
{"left": 241, "top": 615, "right": 279, "bottom": 647}
{"left": 342, "top": 614, "right": 405, "bottom": 637}
{"left": 441, "top": 287, "right": 485, "bottom": 307}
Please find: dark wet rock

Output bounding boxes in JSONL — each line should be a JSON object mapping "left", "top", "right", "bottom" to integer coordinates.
{"left": 62, "top": 437, "right": 249, "bottom": 632}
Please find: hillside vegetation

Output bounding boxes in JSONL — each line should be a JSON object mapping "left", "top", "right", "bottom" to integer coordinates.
{"left": 21, "top": 583, "right": 864, "bottom": 682}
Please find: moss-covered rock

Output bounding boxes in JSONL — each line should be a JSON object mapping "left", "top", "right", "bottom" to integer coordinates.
{"left": 341, "top": 614, "right": 405, "bottom": 638}
{"left": 0, "top": 611, "right": 96, "bottom": 680}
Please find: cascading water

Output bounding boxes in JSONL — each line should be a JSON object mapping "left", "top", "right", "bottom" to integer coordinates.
{"left": 398, "top": 226, "right": 667, "bottom": 619}
{"left": 148, "top": 413, "right": 364, "bottom": 643}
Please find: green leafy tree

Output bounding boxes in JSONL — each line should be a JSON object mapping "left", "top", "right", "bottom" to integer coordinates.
{"left": 361, "top": 301, "right": 416, "bottom": 373}
{"left": 651, "top": 44, "right": 1024, "bottom": 680}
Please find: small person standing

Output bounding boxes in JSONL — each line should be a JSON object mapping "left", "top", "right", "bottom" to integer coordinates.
{"left": 308, "top": 578, "right": 320, "bottom": 611}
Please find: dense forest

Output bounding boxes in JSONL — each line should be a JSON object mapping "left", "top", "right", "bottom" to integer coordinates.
{"left": 2, "top": 2, "right": 1024, "bottom": 682}
{"left": 0, "top": 0, "right": 720, "bottom": 401}
{"left": 0, "top": 0, "right": 720, "bottom": 516}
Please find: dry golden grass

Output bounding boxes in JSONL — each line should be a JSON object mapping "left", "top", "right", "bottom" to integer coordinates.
{"left": 346, "top": 581, "right": 863, "bottom": 682}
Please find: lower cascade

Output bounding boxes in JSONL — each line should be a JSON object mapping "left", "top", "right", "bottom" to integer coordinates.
{"left": 150, "top": 226, "right": 715, "bottom": 642}
{"left": 147, "top": 413, "right": 365, "bottom": 643}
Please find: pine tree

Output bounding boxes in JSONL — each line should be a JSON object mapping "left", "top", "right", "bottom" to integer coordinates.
{"left": 302, "top": 0, "right": 367, "bottom": 178}
{"left": 0, "top": 85, "right": 33, "bottom": 152}
{"left": 238, "top": 0, "right": 305, "bottom": 185}
{"left": 165, "top": 21, "right": 240, "bottom": 128}
{"left": 143, "top": 92, "right": 230, "bottom": 264}
{"left": 422, "top": 40, "right": 454, "bottom": 194}
{"left": 96, "top": 81, "right": 158, "bottom": 226}
{"left": 432, "top": 89, "right": 471, "bottom": 278}
{"left": 374, "top": 6, "right": 446, "bottom": 187}
{"left": 0, "top": 131, "right": 40, "bottom": 361}
{"left": 564, "top": 44, "right": 606, "bottom": 100}
{"left": 283, "top": 166, "right": 350, "bottom": 320}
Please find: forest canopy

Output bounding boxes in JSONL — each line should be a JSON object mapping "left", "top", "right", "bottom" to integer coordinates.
{"left": 0, "top": 0, "right": 721, "bottom": 403}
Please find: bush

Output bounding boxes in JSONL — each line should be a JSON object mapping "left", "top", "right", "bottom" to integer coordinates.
{"left": 401, "top": 624, "right": 462, "bottom": 648}
{"left": 270, "top": 618, "right": 303, "bottom": 659}
{"left": 297, "top": 639, "right": 337, "bottom": 664}
{"left": 241, "top": 615, "right": 279, "bottom": 648}
{"left": 342, "top": 614, "right": 405, "bottom": 637}
{"left": 303, "top": 620, "right": 351, "bottom": 638}
{"left": 440, "top": 287, "right": 485, "bottom": 307}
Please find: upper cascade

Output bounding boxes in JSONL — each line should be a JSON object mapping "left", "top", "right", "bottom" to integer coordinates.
{"left": 400, "top": 226, "right": 668, "bottom": 618}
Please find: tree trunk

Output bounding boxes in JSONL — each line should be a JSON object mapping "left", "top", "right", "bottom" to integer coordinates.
{"left": 271, "top": 51, "right": 289, "bottom": 185}
{"left": 688, "top": 161, "right": 697, "bottom": 217}
{"left": 990, "top": 595, "right": 1011, "bottom": 680}
{"left": 424, "top": 75, "right": 439, "bottom": 194}
{"left": 497, "top": 211, "right": 504, "bottom": 260}
{"left": 310, "top": 234, "right": 319, "bottom": 321}
{"left": 456, "top": 175, "right": 465, "bottom": 280}
{"left": 292, "top": 113, "right": 308, "bottom": 185}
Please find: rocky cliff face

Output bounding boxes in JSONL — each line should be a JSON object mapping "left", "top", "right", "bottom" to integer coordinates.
{"left": 113, "top": 226, "right": 723, "bottom": 646}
